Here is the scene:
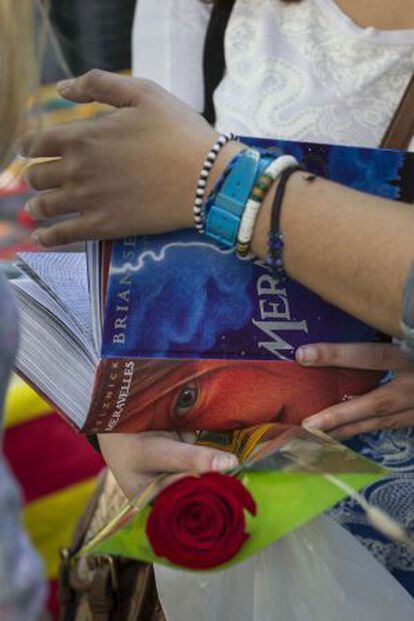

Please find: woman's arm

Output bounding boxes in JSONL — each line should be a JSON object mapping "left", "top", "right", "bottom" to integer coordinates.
{"left": 251, "top": 172, "right": 414, "bottom": 337}
{"left": 22, "top": 70, "right": 414, "bottom": 337}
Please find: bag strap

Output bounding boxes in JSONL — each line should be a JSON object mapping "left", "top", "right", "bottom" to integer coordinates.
{"left": 381, "top": 74, "right": 414, "bottom": 150}
{"left": 58, "top": 470, "right": 109, "bottom": 621}
{"left": 202, "top": 0, "right": 236, "bottom": 124}
{"left": 58, "top": 470, "right": 166, "bottom": 621}
{"left": 202, "top": 3, "right": 414, "bottom": 150}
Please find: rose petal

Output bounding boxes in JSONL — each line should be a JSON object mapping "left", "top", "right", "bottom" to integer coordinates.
{"left": 146, "top": 473, "right": 255, "bottom": 569}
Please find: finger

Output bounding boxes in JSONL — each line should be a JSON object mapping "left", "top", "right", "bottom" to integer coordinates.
{"left": 20, "top": 116, "right": 97, "bottom": 159}
{"left": 331, "top": 409, "right": 414, "bottom": 439}
{"left": 57, "top": 70, "right": 143, "bottom": 107}
{"left": 133, "top": 435, "right": 239, "bottom": 475}
{"left": 296, "top": 342, "right": 414, "bottom": 371}
{"left": 25, "top": 190, "right": 72, "bottom": 220}
{"left": 25, "top": 159, "right": 65, "bottom": 191}
{"left": 302, "top": 382, "right": 409, "bottom": 431}
{"left": 99, "top": 433, "right": 239, "bottom": 501}
{"left": 19, "top": 127, "right": 70, "bottom": 159}
{"left": 121, "top": 471, "right": 187, "bottom": 503}
{"left": 31, "top": 216, "right": 92, "bottom": 247}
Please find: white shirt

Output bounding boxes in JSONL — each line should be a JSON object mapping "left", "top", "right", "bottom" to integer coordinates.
{"left": 133, "top": 0, "right": 414, "bottom": 148}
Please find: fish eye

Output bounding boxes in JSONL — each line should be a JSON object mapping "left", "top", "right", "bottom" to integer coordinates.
{"left": 172, "top": 381, "right": 199, "bottom": 423}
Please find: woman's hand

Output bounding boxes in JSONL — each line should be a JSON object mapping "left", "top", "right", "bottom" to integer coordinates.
{"left": 297, "top": 342, "right": 414, "bottom": 439}
{"left": 20, "top": 70, "right": 240, "bottom": 247}
{"left": 97, "top": 431, "right": 238, "bottom": 500}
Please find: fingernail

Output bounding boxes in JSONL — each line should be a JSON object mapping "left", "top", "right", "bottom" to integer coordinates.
{"left": 31, "top": 230, "right": 42, "bottom": 246}
{"left": 24, "top": 199, "right": 37, "bottom": 218}
{"left": 296, "top": 345, "right": 318, "bottom": 365}
{"left": 212, "top": 454, "right": 239, "bottom": 472}
{"left": 302, "top": 418, "right": 322, "bottom": 431}
{"left": 57, "top": 78, "right": 75, "bottom": 93}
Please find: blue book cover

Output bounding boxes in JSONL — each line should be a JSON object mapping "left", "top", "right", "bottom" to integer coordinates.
{"left": 85, "top": 138, "right": 413, "bottom": 434}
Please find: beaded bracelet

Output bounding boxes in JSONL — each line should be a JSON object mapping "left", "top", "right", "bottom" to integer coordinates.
{"left": 193, "top": 132, "right": 235, "bottom": 233}
{"left": 236, "top": 155, "right": 299, "bottom": 258}
{"left": 267, "top": 165, "right": 304, "bottom": 283}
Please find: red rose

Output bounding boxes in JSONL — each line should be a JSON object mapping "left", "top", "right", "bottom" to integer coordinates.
{"left": 146, "top": 472, "right": 256, "bottom": 569}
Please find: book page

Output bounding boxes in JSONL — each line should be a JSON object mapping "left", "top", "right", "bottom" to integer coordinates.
{"left": 12, "top": 278, "right": 96, "bottom": 363}
{"left": 86, "top": 241, "right": 103, "bottom": 354}
{"left": 11, "top": 277, "right": 96, "bottom": 429}
{"left": 17, "top": 251, "right": 94, "bottom": 349}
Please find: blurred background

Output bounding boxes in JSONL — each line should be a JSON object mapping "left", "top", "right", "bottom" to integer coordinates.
{"left": 1, "top": 2, "right": 137, "bottom": 617}
{"left": 0, "top": 0, "right": 137, "bottom": 265}
{"left": 45, "top": 0, "right": 136, "bottom": 80}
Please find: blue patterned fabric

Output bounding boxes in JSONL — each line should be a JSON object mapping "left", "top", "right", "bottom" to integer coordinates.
{"left": 329, "top": 427, "right": 414, "bottom": 597}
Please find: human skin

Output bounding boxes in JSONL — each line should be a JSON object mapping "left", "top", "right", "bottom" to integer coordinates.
{"left": 20, "top": 70, "right": 414, "bottom": 498}
{"left": 85, "top": 0, "right": 414, "bottom": 498}
{"left": 335, "top": 0, "right": 414, "bottom": 30}
{"left": 21, "top": 72, "right": 414, "bottom": 337}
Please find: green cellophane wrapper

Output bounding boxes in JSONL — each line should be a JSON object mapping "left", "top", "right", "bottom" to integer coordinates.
{"left": 81, "top": 425, "right": 387, "bottom": 571}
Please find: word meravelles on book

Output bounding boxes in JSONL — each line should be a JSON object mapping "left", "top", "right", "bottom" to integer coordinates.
{"left": 12, "top": 137, "right": 414, "bottom": 433}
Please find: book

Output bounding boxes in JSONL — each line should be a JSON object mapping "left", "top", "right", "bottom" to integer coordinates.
{"left": 11, "top": 138, "right": 414, "bottom": 434}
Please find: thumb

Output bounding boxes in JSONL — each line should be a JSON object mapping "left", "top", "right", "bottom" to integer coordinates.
{"left": 57, "top": 70, "right": 141, "bottom": 107}
{"left": 295, "top": 342, "right": 414, "bottom": 371}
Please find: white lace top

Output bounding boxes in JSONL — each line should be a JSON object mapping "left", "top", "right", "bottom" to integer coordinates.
{"left": 133, "top": 0, "right": 414, "bottom": 148}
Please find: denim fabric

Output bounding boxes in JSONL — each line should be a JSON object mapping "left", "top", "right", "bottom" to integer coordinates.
{"left": 0, "top": 276, "right": 46, "bottom": 621}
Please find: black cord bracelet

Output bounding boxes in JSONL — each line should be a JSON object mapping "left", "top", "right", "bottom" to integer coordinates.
{"left": 266, "top": 165, "right": 304, "bottom": 283}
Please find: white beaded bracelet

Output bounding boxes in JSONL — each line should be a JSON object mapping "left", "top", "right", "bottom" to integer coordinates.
{"left": 193, "top": 132, "right": 235, "bottom": 233}
{"left": 236, "top": 154, "right": 299, "bottom": 258}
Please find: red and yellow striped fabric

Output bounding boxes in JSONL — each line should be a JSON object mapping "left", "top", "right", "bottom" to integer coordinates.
{"left": 4, "top": 377, "right": 104, "bottom": 618}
